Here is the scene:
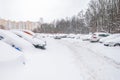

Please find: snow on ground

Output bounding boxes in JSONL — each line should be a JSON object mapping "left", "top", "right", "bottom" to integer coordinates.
{"left": 62, "top": 38, "right": 120, "bottom": 65}
{"left": 1, "top": 37, "right": 120, "bottom": 80}
{"left": 60, "top": 38, "right": 120, "bottom": 80}
{"left": 21, "top": 38, "right": 82, "bottom": 80}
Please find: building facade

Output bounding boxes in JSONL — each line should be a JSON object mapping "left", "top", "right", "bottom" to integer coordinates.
{"left": 0, "top": 18, "right": 38, "bottom": 30}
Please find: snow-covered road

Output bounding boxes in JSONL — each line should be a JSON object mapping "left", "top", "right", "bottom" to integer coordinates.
{"left": 22, "top": 38, "right": 83, "bottom": 80}
{"left": 1, "top": 38, "right": 120, "bottom": 80}
{"left": 59, "top": 39, "right": 120, "bottom": 80}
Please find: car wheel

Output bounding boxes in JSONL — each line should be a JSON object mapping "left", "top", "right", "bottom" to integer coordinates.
{"left": 114, "top": 43, "right": 120, "bottom": 47}
{"left": 34, "top": 45, "right": 46, "bottom": 50}
{"left": 39, "top": 46, "right": 46, "bottom": 50}
{"left": 104, "top": 44, "right": 109, "bottom": 46}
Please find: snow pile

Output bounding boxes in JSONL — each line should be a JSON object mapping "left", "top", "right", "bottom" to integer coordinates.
{"left": 0, "top": 41, "right": 25, "bottom": 67}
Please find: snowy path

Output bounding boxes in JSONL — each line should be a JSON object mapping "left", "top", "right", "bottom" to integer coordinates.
{"left": 59, "top": 39, "right": 120, "bottom": 80}
{"left": 1, "top": 38, "right": 120, "bottom": 80}
{"left": 7, "top": 38, "right": 83, "bottom": 80}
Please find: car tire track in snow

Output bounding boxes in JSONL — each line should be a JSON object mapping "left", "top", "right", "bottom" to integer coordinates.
{"left": 20, "top": 38, "right": 84, "bottom": 80}
{"left": 58, "top": 39, "right": 120, "bottom": 80}
{"left": 82, "top": 46, "right": 120, "bottom": 69}
{"left": 72, "top": 41, "right": 120, "bottom": 69}
{"left": 58, "top": 40, "right": 102, "bottom": 80}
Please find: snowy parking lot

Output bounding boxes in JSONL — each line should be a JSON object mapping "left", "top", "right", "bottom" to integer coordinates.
{"left": 0, "top": 37, "right": 120, "bottom": 80}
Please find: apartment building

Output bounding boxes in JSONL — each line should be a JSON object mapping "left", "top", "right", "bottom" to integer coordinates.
{"left": 0, "top": 18, "right": 38, "bottom": 30}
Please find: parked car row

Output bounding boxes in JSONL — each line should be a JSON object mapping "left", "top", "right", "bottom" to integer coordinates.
{"left": 0, "top": 29, "right": 47, "bottom": 68}
{"left": 53, "top": 34, "right": 81, "bottom": 40}
{"left": 82, "top": 32, "right": 120, "bottom": 47}
{"left": 0, "top": 29, "right": 33, "bottom": 51}
{"left": 11, "top": 30, "right": 46, "bottom": 49}
{"left": 16, "top": 31, "right": 119, "bottom": 47}
{"left": 0, "top": 29, "right": 47, "bottom": 50}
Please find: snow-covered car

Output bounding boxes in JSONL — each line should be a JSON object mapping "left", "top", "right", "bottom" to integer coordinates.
{"left": 67, "top": 34, "right": 75, "bottom": 39}
{"left": 81, "top": 34, "right": 92, "bottom": 41}
{"left": 99, "top": 33, "right": 120, "bottom": 43}
{"left": 11, "top": 30, "right": 46, "bottom": 49}
{"left": 104, "top": 37, "right": 120, "bottom": 47}
{"left": 0, "top": 29, "right": 34, "bottom": 51}
{"left": 20, "top": 29, "right": 47, "bottom": 43}
{"left": 90, "top": 32, "right": 109, "bottom": 42}
{"left": 54, "top": 35, "right": 62, "bottom": 39}
{"left": 0, "top": 41, "right": 25, "bottom": 67}
{"left": 74, "top": 34, "right": 81, "bottom": 39}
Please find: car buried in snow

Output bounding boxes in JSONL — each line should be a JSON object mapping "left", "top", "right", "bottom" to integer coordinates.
{"left": 20, "top": 29, "right": 47, "bottom": 42}
{"left": 90, "top": 32, "right": 110, "bottom": 42}
{"left": 54, "top": 36, "right": 62, "bottom": 39}
{"left": 81, "top": 34, "right": 92, "bottom": 41}
{"left": 11, "top": 30, "right": 46, "bottom": 49}
{"left": 104, "top": 36, "right": 120, "bottom": 47}
{"left": 99, "top": 33, "right": 120, "bottom": 43}
{"left": 0, "top": 29, "right": 33, "bottom": 51}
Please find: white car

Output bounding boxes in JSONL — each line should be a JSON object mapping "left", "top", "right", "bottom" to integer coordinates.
{"left": 11, "top": 30, "right": 46, "bottom": 49}
{"left": 0, "top": 29, "right": 34, "bottom": 51}
{"left": 67, "top": 34, "right": 75, "bottom": 39}
{"left": 90, "top": 32, "right": 110, "bottom": 42}
{"left": 99, "top": 34, "right": 120, "bottom": 43}
{"left": 0, "top": 41, "right": 25, "bottom": 67}
{"left": 20, "top": 29, "right": 47, "bottom": 42}
{"left": 104, "top": 37, "right": 120, "bottom": 47}
{"left": 81, "top": 34, "right": 92, "bottom": 41}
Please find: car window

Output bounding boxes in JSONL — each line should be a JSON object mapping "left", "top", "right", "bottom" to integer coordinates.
{"left": 99, "top": 34, "right": 109, "bottom": 37}
{"left": 0, "top": 36, "right": 4, "bottom": 40}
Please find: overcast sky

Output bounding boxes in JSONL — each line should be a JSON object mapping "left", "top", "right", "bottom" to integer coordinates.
{"left": 0, "top": 0, "right": 90, "bottom": 22}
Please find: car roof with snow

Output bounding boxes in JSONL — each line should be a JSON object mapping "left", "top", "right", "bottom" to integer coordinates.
{"left": 11, "top": 30, "right": 46, "bottom": 45}
{"left": 105, "top": 36, "right": 120, "bottom": 43}
{"left": 0, "top": 29, "right": 34, "bottom": 51}
{"left": 100, "top": 33, "right": 120, "bottom": 42}
{"left": 93, "top": 32, "right": 110, "bottom": 35}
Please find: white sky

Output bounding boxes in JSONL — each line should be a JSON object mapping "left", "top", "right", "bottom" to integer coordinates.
{"left": 0, "top": 0, "right": 90, "bottom": 22}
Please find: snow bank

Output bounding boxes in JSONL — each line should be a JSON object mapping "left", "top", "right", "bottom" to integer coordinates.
{"left": 0, "top": 41, "right": 25, "bottom": 68}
